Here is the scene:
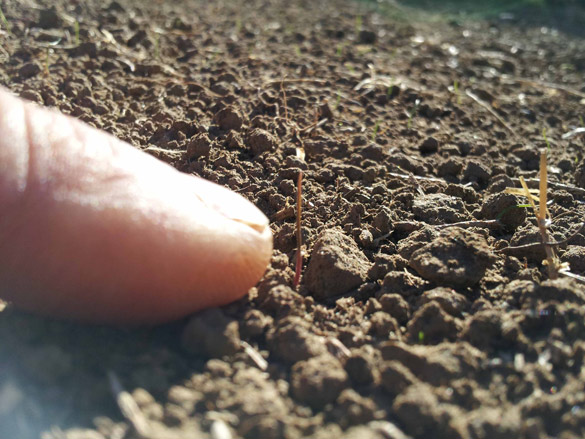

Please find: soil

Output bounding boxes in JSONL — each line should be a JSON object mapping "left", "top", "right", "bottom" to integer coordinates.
{"left": 1, "top": 0, "right": 585, "bottom": 438}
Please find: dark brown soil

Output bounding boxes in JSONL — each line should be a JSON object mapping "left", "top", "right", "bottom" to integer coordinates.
{"left": 2, "top": 0, "right": 585, "bottom": 438}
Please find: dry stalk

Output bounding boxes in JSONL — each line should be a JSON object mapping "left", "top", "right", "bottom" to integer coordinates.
{"left": 506, "top": 151, "right": 560, "bottom": 279}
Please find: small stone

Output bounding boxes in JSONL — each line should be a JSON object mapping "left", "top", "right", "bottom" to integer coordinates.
{"left": 18, "top": 62, "right": 41, "bottom": 79}
{"left": 181, "top": 308, "right": 240, "bottom": 358}
{"left": 305, "top": 229, "right": 371, "bottom": 299}
{"left": 358, "top": 29, "right": 377, "bottom": 44}
{"left": 291, "top": 354, "right": 349, "bottom": 409}
{"left": 37, "top": 6, "right": 62, "bottom": 28}
{"left": 419, "top": 136, "right": 439, "bottom": 154}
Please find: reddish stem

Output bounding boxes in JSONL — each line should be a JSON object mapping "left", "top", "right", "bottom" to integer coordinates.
{"left": 293, "top": 171, "right": 303, "bottom": 288}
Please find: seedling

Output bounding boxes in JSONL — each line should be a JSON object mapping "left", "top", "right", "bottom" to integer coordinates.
{"left": 154, "top": 32, "right": 160, "bottom": 59}
{"left": 74, "top": 20, "right": 80, "bottom": 46}
{"left": 44, "top": 48, "right": 50, "bottom": 77}
{"left": 355, "top": 15, "right": 363, "bottom": 33}
{"left": 0, "top": 6, "right": 10, "bottom": 34}
{"left": 579, "top": 115, "right": 584, "bottom": 127}
{"left": 407, "top": 99, "right": 420, "bottom": 129}
{"left": 542, "top": 127, "right": 550, "bottom": 152}
{"left": 453, "top": 80, "right": 461, "bottom": 105}
{"left": 372, "top": 120, "right": 380, "bottom": 142}
{"left": 333, "top": 92, "right": 341, "bottom": 111}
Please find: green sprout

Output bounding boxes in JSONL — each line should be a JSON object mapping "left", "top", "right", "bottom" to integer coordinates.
{"left": 418, "top": 331, "right": 425, "bottom": 344}
{"left": 74, "top": 20, "right": 80, "bottom": 46}
{"left": 355, "top": 15, "right": 363, "bottom": 33}
{"left": 372, "top": 120, "right": 381, "bottom": 142}
{"left": 333, "top": 92, "right": 341, "bottom": 111}
{"left": 294, "top": 45, "right": 301, "bottom": 57}
{"left": 407, "top": 99, "right": 420, "bottom": 129}
{"left": 154, "top": 32, "right": 160, "bottom": 59}
{"left": 44, "top": 48, "right": 50, "bottom": 76}
{"left": 453, "top": 80, "right": 461, "bottom": 105}
{"left": 0, "top": 6, "right": 9, "bottom": 34}
{"left": 542, "top": 127, "right": 550, "bottom": 152}
{"left": 579, "top": 115, "right": 584, "bottom": 127}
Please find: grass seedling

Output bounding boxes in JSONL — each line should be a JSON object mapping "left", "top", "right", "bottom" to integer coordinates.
{"left": 333, "top": 91, "right": 341, "bottom": 111}
{"left": 579, "top": 115, "right": 584, "bottom": 127}
{"left": 407, "top": 99, "right": 420, "bottom": 129}
{"left": 154, "top": 32, "right": 160, "bottom": 59}
{"left": 453, "top": 80, "right": 461, "bottom": 105}
{"left": 542, "top": 127, "right": 551, "bottom": 152}
{"left": 74, "top": 20, "right": 80, "bottom": 46}
{"left": 0, "top": 6, "right": 10, "bottom": 34}
{"left": 355, "top": 15, "right": 363, "bottom": 33}
{"left": 372, "top": 120, "right": 380, "bottom": 142}
{"left": 44, "top": 48, "right": 50, "bottom": 77}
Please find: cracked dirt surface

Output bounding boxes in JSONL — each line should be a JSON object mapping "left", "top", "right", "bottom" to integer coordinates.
{"left": 1, "top": 0, "right": 585, "bottom": 438}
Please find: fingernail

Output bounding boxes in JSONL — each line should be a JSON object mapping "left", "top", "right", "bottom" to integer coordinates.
{"left": 192, "top": 178, "right": 269, "bottom": 234}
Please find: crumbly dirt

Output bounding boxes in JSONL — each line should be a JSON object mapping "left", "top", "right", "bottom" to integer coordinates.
{"left": 1, "top": 0, "right": 585, "bottom": 438}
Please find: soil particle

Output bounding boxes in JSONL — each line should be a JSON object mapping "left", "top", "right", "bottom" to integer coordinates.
{"left": 406, "top": 302, "right": 460, "bottom": 344}
{"left": 344, "top": 347, "right": 379, "bottom": 386}
{"left": 266, "top": 316, "right": 327, "bottom": 364}
{"left": 331, "top": 389, "right": 378, "bottom": 428}
{"left": 18, "top": 62, "right": 41, "bottom": 79}
{"left": 305, "top": 229, "right": 371, "bottom": 300}
{"left": 412, "top": 193, "right": 471, "bottom": 224}
{"left": 419, "top": 136, "right": 439, "bottom": 154}
{"left": 531, "top": 278, "right": 585, "bottom": 305}
{"left": 368, "top": 311, "right": 401, "bottom": 338}
{"left": 381, "top": 271, "right": 428, "bottom": 297}
{"left": 462, "top": 161, "right": 492, "bottom": 185}
{"left": 368, "top": 254, "right": 409, "bottom": 281}
{"left": 466, "top": 407, "right": 521, "bottom": 439}
{"left": 379, "top": 360, "right": 418, "bottom": 397}
{"left": 246, "top": 128, "right": 278, "bottom": 155}
{"left": 180, "top": 308, "right": 240, "bottom": 358}
{"left": 392, "top": 383, "right": 467, "bottom": 439}
{"left": 478, "top": 193, "right": 526, "bottom": 231}
{"left": 416, "top": 287, "right": 469, "bottom": 317}
{"left": 408, "top": 227, "right": 496, "bottom": 288}
{"left": 460, "top": 310, "right": 530, "bottom": 352}
{"left": 213, "top": 106, "right": 244, "bottom": 131}
{"left": 378, "top": 293, "right": 411, "bottom": 325}
{"left": 290, "top": 354, "right": 349, "bottom": 410}
{"left": 186, "top": 133, "right": 212, "bottom": 159}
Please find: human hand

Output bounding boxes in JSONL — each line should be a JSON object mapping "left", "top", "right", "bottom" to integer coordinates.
{"left": 0, "top": 87, "right": 272, "bottom": 325}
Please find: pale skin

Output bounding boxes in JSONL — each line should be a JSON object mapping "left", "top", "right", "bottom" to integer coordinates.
{"left": 0, "top": 87, "right": 273, "bottom": 325}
